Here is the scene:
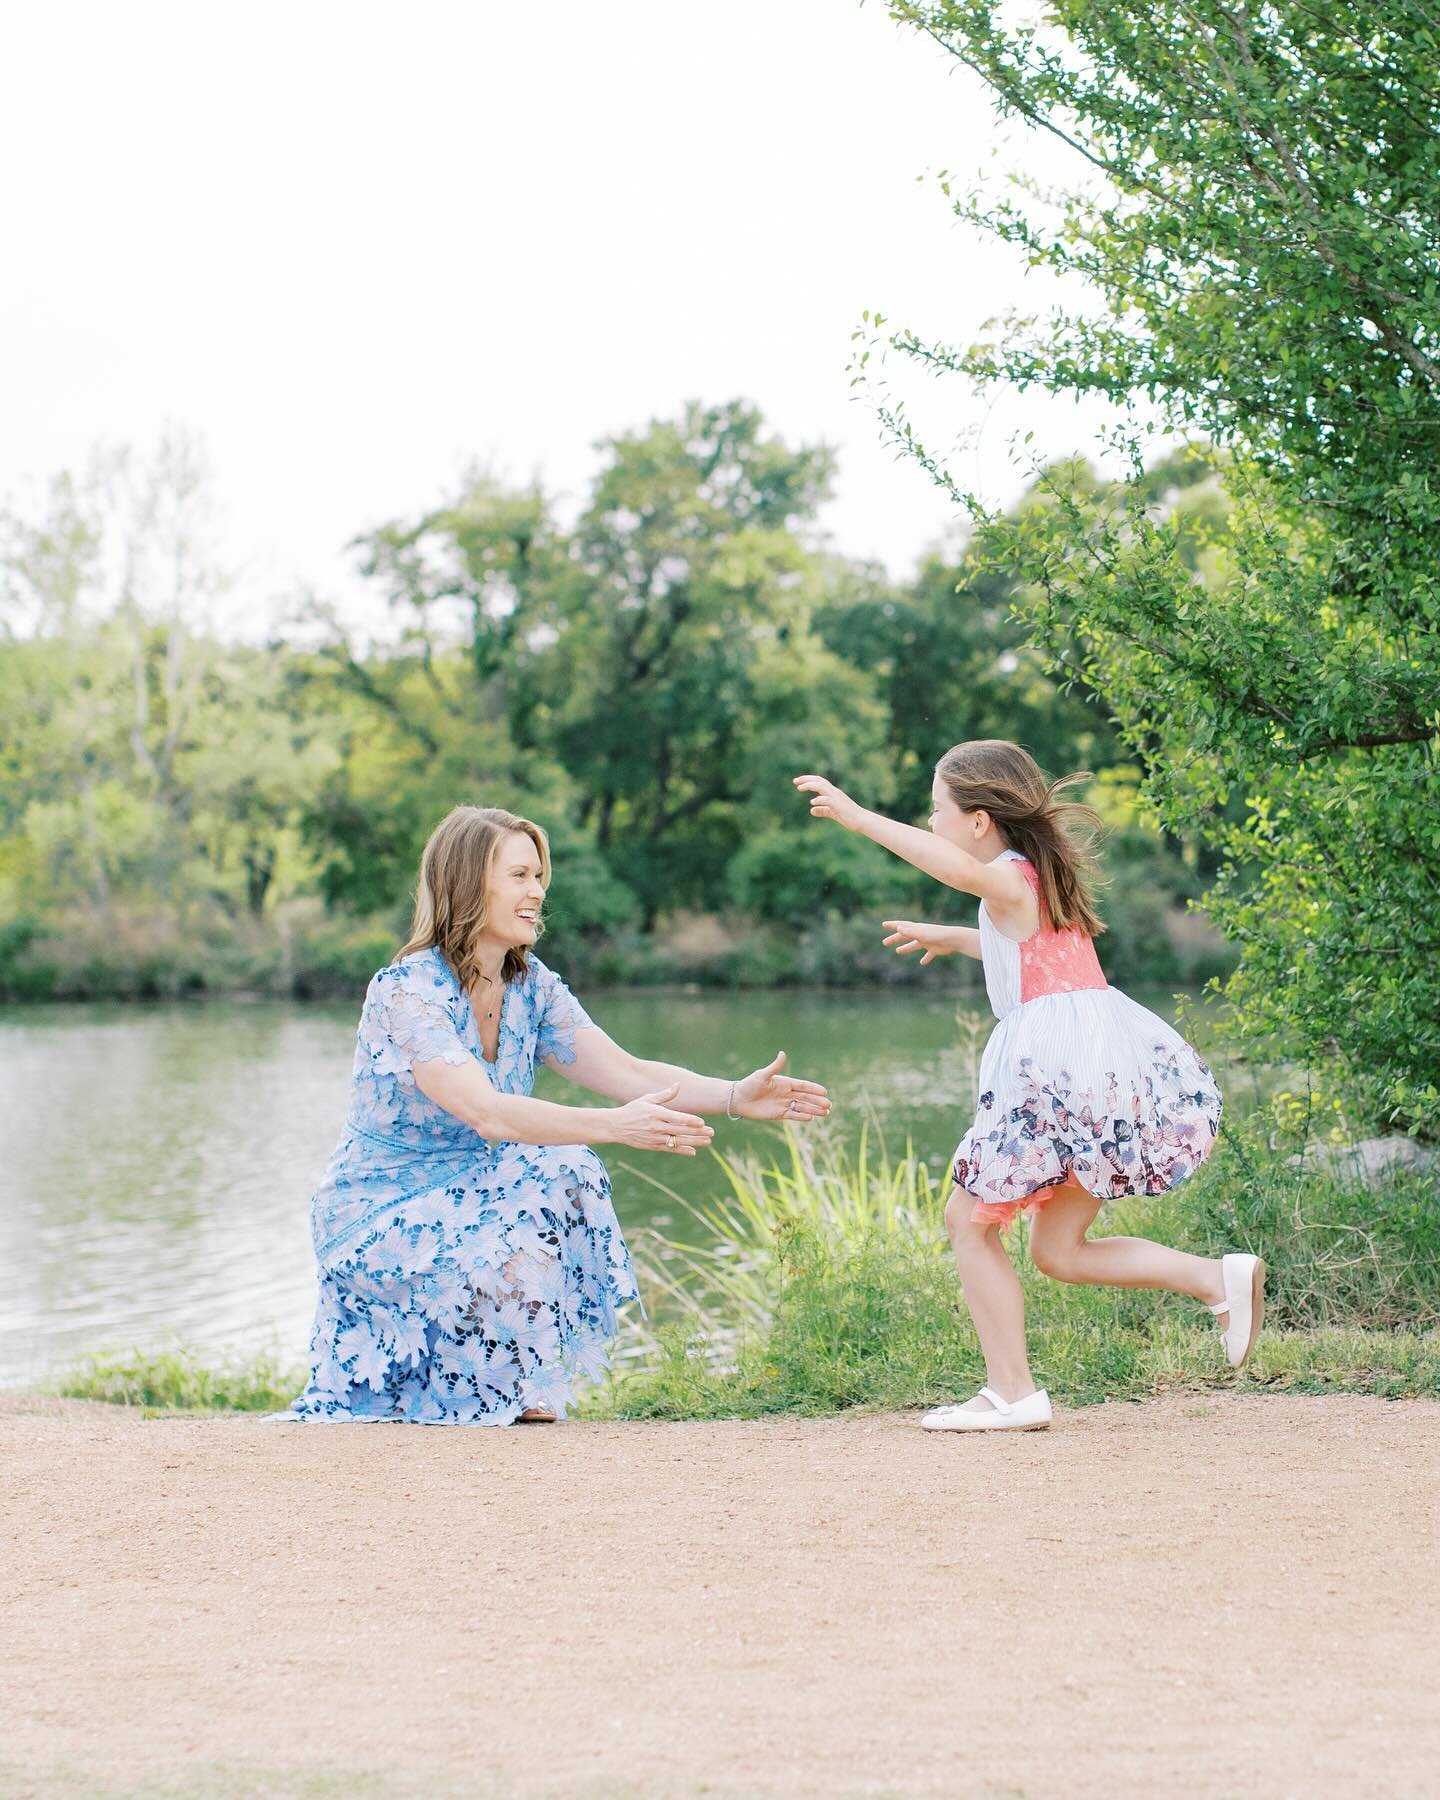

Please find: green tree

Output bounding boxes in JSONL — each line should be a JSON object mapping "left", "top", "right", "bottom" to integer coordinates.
{"left": 871, "top": 0, "right": 1440, "bottom": 1132}
{"left": 1, "top": 448, "right": 199, "bottom": 916}
{"left": 512, "top": 401, "right": 837, "bottom": 921}
{"left": 816, "top": 547, "right": 1125, "bottom": 822}
{"left": 322, "top": 405, "right": 924, "bottom": 936}
{"left": 297, "top": 473, "right": 573, "bottom": 920}
{"left": 0, "top": 443, "right": 342, "bottom": 970}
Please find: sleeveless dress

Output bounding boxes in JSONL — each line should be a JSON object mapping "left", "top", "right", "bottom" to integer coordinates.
{"left": 952, "top": 850, "right": 1222, "bottom": 1225}
{"left": 280, "top": 948, "right": 638, "bottom": 1424}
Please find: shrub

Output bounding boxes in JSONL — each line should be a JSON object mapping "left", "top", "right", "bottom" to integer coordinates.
{"left": 288, "top": 909, "right": 402, "bottom": 998}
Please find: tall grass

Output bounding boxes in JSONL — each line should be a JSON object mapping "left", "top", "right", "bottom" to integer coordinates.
{"left": 51, "top": 1129, "right": 1439, "bottom": 1417}
{"left": 587, "top": 1126, "right": 1440, "bottom": 1420}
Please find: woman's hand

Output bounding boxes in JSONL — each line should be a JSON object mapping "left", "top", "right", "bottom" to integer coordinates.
{"left": 792, "top": 773, "right": 864, "bottom": 830}
{"left": 608, "top": 1085, "right": 715, "bottom": 1156}
{"left": 733, "top": 1052, "right": 832, "bottom": 1123}
{"left": 882, "top": 919, "right": 959, "bottom": 966}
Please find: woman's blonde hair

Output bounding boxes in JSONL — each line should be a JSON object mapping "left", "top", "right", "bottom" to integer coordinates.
{"left": 936, "top": 740, "right": 1106, "bottom": 936}
{"left": 397, "top": 806, "right": 552, "bottom": 989}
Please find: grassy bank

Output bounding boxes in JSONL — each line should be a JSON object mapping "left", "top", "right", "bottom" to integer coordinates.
{"left": 46, "top": 1130, "right": 1440, "bottom": 1418}
{"left": 51, "top": 1346, "right": 304, "bottom": 1415}
{"left": 586, "top": 1129, "right": 1440, "bottom": 1420}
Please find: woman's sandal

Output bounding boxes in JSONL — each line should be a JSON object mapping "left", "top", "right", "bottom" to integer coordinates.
{"left": 517, "top": 1405, "right": 556, "bottom": 1424}
{"left": 1209, "top": 1252, "right": 1267, "bottom": 1367}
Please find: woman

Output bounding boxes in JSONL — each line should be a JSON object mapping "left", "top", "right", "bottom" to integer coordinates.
{"left": 282, "top": 804, "right": 830, "bottom": 1425}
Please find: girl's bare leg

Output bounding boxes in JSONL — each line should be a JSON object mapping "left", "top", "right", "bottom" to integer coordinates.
{"left": 1026, "top": 1178, "right": 1226, "bottom": 1309}
{"left": 943, "top": 1189, "right": 1038, "bottom": 1411}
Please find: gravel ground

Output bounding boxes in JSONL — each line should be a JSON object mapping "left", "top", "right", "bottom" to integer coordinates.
{"left": 3, "top": 1391, "right": 1438, "bottom": 1798}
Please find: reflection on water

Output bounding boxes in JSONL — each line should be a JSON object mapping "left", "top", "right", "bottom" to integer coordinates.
{"left": 0, "top": 986, "right": 1239, "bottom": 1386}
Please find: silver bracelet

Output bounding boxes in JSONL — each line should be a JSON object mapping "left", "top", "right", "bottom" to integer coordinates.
{"left": 726, "top": 1080, "right": 739, "bottom": 1121}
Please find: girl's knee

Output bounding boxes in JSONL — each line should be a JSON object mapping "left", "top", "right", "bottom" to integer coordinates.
{"left": 1028, "top": 1224, "right": 1077, "bottom": 1281}
{"left": 944, "top": 1189, "right": 991, "bottom": 1255}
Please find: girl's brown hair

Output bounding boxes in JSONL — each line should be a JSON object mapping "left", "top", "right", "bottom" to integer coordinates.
{"left": 397, "top": 806, "right": 552, "bottom": 990}
{"left": 936, "top": 740, "right": 1106, "bottom": 936}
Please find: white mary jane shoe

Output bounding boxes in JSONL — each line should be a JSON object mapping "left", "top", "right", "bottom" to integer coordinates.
{"left": 921, "top": 1387, "right": 1052, "bottom": 1432}
{"left": 1209, "top": 1252, "right": 1267, "bottom": 1368}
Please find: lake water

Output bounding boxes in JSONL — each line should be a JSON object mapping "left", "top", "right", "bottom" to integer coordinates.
{"left": 0, "top": 987, "right": 1248, "bottom": 1388}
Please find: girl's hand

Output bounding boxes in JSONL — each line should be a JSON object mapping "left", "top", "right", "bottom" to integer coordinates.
{"left": 733, "top": 1052, "right": 832, "bottom": 1123}
{"left": 610, "top": 1085, "right": 715, "bottom": 1156}
{"left": 793, "top": 773, "right": 864, "bottom": 830}
{"left": 882, "top": 919, "right": 957, "bottom": 966}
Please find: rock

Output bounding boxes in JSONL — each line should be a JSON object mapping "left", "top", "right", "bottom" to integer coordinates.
{"left": 1288, "top": 1136, "right": 1440, "bottom": 1184}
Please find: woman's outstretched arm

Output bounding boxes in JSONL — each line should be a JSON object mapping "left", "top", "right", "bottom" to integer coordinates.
{"left": 545, "top": 1030, "right": 831, "bottom": 1123}
{"left": 412, "top": 1055, "right": 715, "bottom": 1156}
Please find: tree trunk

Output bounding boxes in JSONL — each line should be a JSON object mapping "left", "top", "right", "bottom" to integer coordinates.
{"left": 244, "top": 840, "right": 276, "bottom": 917}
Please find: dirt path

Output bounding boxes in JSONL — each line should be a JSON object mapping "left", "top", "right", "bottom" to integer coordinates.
{"left": 3, "top": 1392, "right": 1438, "bottom": 1799}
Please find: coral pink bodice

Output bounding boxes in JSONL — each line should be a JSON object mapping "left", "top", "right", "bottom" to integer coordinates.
{"left": 978, "top": 852, "right": 1106, "bottom": 1019}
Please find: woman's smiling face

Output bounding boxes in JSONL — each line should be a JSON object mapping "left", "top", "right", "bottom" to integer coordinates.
{"left": 484, "top": 830, "right": 547, "bottom": 947}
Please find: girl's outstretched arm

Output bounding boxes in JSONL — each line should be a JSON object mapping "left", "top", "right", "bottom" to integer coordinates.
{"left": 793, "top": 773, "right": 1030, "bottom": 910}
{"left": 882, "top": 920, "right": 983, "bottom": 964}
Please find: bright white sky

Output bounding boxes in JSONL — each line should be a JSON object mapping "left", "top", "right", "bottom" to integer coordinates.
{"left": 1, "top": 0, "right": 1117, "bottom": 636}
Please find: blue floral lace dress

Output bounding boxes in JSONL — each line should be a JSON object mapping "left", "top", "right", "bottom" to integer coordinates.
{"left": 281, "top": 949, "right": 638, "bottom": 1424}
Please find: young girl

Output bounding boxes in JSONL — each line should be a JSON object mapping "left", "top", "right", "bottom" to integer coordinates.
{"left": 794, "top": 741, "right": 1263, "bottom": 1433}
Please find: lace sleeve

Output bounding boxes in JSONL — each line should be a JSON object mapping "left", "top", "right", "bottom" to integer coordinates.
{"left": 361, "top": 957, "right": 473, "bottom": 1087}
{"left": 534, "top": 964, "right": 596, "bottom": 1067}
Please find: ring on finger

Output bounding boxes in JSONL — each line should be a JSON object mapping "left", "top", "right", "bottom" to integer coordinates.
{"left": 665, "top": 1134, "right": 676, "bottom": 1149}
